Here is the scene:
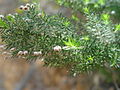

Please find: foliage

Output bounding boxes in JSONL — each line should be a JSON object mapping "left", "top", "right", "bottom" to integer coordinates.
{"left": 56, "top": 0, "right": 120, "bottom": 21}
{"left": 0, "top": 1, "right": 120, "bottom": 75}
{"left": 0, "top": 4, "right": 75, "bottom": 61}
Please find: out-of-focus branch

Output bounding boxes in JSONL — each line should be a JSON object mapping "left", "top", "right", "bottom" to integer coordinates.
{"left": 14, "top": 62, "right": 36, "bottom": 90}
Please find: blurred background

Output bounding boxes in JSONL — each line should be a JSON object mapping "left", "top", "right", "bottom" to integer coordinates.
{"left": 0, "top": 0, "right": 119, "bottom": 90}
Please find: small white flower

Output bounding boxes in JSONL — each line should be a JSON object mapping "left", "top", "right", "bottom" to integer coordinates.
{"left": 23, "top": 51, "right": 28, "bottom": 55}
{"left": 25, "top": 19, "right": 31, "bottom": 22}
{"left": 33, "top": 52, "right": 39, "bottom": 56}
{"left": 0, "top": 45, "right": 5, "bottom": 49}
{"left": 19, "top": 5, "right": 24, "bottom": 10}
{"left": 24, "top": 6, "right": 29, "bottom": 11}
{"left": 41, "top": 58, "right": 44, "bottom": 61}
{"left": 10, "top": 48, "right": 15, "bottom": 51}
{"left": 38, "top": 51, "right": 42, "bottom": 55}
{"left": 33, "top": 51, "right": 42, "bottom": 56}
{"left": 8, "top": 14, "right": 15, "bottom": 18}
{"left": 37, "top": 13, "right": 42, "bottom": 17}
{"left": 26, "top": 3, "right": 30, "bottom": 7}
{"left": 111, "top": 11, "right": 115, "bottom": 15}
{"left": 53, "top": 46, "right": 62, "bottom": 51}
{"left": 31, "top": 4, "right": 35, "bottom": 8}
{"left": 22, "top": 18, "right": 25, "bottom": 20}
{"left": 0, "top": 15, "right": 4, "bottom": 18}
{"left": 73, "top": 73, "right": 77, "bottom": 77}
{"left": 2, "top": 52, "right": 7, "bottom": 55}
{"left": 17, "top": 51, "right": 24, "bottom": 55}
{"left": 14, "top": 13, "right": 18, "bottom": 16}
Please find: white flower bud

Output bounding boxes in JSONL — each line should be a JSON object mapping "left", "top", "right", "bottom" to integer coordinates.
{"left": 111, "top": 11, "right": 115, "bottom": 15}
{"left": 41, "top": 58, "right": 44, "bottom": 61}
{"left": 33, "top": 51, "right": 42, "bottom": 56}
{"left": 24, "top": 6, "right": 29, "bottom": 11}
{"left": 37, "top": 13, "right": 42, "bottom": 17}
{"left": 31, "top": 4, "right": 35, "bottom": 8}
{"left": 8, "top": 14, "right": 15, "bottom": 18}
{"left": 17, "top": 51, "right": 24, "bottom": 55}
{"left": 53, "top": 46, "right": 62, "bottom": 51}
{"left": 33, "top": 52, "right": 39, "bottom": 56}
{"left": 25, "top": 19, "right": 31, "bottom": 22}
{"left": 0, "top": 45, "right": 5, "bottom": 49}
{"left": 10, "top": 48, "right": 15, "bottom": 51}
{"left": 73, "top": 73, "right": 77, "bottom": 77}
{"left": 2, "top": 52, "right": 7, "bottom": 55}
{"left": 26, "top": 3, "right": 30, "bottom": 7}
{"left": 0, "top": 15, "right": 4, "bottom": 18}
{"left": 38, "top": 51, "right": 42, "bottom": 55}
{"left": 23, "top": 51, "right": 28, "bottom": 55}
{"left": 19, "top": 5, "right": 24, "bottom": 10}
{"left": 14, "top": 13, "right": 18, "bottom": 16}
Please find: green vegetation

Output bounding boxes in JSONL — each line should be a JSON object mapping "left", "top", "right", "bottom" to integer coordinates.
{"left": 0, "top": 1, "right": 120, "bottom": 75}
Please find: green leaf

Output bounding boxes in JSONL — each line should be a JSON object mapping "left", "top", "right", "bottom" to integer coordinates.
{"left": 101, "top": 14, "right": 110, "bottom": 21}
{"left": 63, "top": 21, "right": 70, "bottom": 27}
{"left": 56, "top": 0, "right": 64, "bottom": 5}
{"left": 84, "top": 0, "right": 90, "bottom": 5}
{"left": 63, "top": 37, "right": 81, "bottom": 47}
{"left": 0, "top": 19, "right": 8, "bottom": 28}
{"left": 98, "top": 0, "right": 105, "bottom": 5}
{"left": 83, "top": 7, "right": 89, "bottom": 14}
{"left": 110, "top": 60, "right": 116, "bottom": 67}
{"left": 83, "top": 36, "right": 89, "bottom": 41}
{"left": 115, "top": 24, "right": 120, "bottom": 31}
{"left": 72, "top": 15, "right": 79, "bottom": 21}
{"left": 87, "top": 56, "right": 94, "bottom": 63}
{"left": 6, "top": 15, "right": 15, "bottom": 22}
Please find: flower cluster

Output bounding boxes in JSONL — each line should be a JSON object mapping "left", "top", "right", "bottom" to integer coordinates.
{"left": 19, "top": 3, "right": 36, "bottom": 11}
{"left": 17, "top": 51, "right": 28, "bottom": 56}
{"left": 33, "top": 51, "right": 42, "bottom": 56}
